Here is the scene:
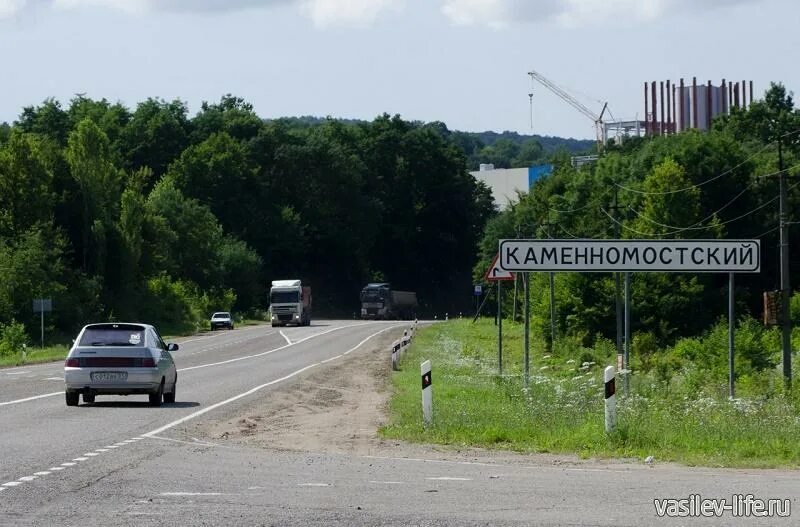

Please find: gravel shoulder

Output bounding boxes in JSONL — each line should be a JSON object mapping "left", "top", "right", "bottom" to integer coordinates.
{"left": 187, "top": 329, "right": 644, "bottom": 470}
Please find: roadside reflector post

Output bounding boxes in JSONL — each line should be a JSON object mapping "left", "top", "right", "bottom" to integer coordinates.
{"left": 392, "top": 340, "right": 400, "bottom": 371}
{"left": 604, "top": 366, "right": 616, "bottom": 433}
{"left": 421, "top": 360, "right": 432, "bottom": 426}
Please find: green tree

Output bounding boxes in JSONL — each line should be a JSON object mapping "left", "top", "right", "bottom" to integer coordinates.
{"left": 119, "top": 98, "right": 191, "bottom": 179}
{"left": 65, "top": 119, "right": 122, "bottom": 274}
{"left": 0, "top": 131, "right": 57, "bottom": 236}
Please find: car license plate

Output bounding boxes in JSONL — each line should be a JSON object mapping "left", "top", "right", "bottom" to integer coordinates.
{"left": 90, "top": 371, "right": 128, "bottom": 382}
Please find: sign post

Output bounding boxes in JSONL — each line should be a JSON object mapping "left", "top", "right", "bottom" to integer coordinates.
{"left": 32, "top": 298, "right": 52, "bottom": 349}
{"left": 485, "top": 253, "right": 515, "bottom": 375}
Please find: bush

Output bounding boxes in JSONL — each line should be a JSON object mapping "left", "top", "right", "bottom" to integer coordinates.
{"left": 139, "top": 274, "right": 236, "bottom": 334}
{"left": 0, "top": 320, "right": 28, "bottom": 357}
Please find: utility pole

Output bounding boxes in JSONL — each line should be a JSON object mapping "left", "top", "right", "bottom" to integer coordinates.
{"left": 778, "top": 136, "right": 792, "bottom": 387}
{"left": 609, "top": 186, "right": 624, "bottom": 358}
{"left": 540, "top": 217, "right": 557, "bottom": 350}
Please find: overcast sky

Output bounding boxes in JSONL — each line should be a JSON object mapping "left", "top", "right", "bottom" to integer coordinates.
{"left": 0, "top": 0, "right": 797, "bottom": 139}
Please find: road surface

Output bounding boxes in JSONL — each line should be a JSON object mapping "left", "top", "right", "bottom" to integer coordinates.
{"left": 0, "top": 320, "right": 796, "bottom": 526}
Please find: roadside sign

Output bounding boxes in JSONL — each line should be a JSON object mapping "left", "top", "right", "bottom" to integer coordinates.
{"left": 484, "top": 253, "right": 515, "bottom": 281}
{"left": 499, "top": 239, "right": 760, "bottom": 273}
{"left": 32, "top": 298, "right": 52, "bottom": 313}
{"left": 474, "top": 285, "right": 483, "bottom": 296}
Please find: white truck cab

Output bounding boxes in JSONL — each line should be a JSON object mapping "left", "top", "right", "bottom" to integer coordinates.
{"left": 270, "top": 279, "right": 312, "bottom": 327}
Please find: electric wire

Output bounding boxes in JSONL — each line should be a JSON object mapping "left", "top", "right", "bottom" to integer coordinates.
{"left": 625, "top": 163, "right": 800, "bottom": 233}
{"left": 614, "top": 128, "right": 800, "bottom": 196}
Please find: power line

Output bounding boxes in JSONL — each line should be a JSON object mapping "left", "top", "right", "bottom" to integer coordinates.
{"left": 626, "top": 163, "right": 800, "bottom": 234}
{"left": 614, "top": 128, "right": 800, "bottom": 196}
{"left": 600, "top": 207, "right": 662, "bottom": 238}
{"left": 548, "top": 188, "right": 611, "bottom": 214}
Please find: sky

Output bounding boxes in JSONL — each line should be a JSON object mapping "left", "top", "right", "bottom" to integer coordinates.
{"left": 0, "top": 0, "right": 797, "bottom": 139}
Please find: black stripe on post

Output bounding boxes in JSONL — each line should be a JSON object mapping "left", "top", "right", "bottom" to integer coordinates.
{"left": 604, "top": 377, "right": 615, "bottom": 399}
{"left": 421, "top": 371, "right": 432, "bottom": 390}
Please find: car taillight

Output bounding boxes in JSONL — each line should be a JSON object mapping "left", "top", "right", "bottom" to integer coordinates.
{"left": 141, "top": 357, "right": 156, "bottom": 368}
{"left": 65, "top": 358, "right": 80, "bottom": 367}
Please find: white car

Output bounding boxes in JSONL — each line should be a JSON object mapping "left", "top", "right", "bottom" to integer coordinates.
{"left": 210, "top": 311, "right": 234, "bottom": 331}
{"left": 64, "top": 323, "right": 178, "bottom": 407}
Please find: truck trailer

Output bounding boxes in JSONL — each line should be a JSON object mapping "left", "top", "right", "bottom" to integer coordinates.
{"left": 360, "top": 283, "right": 417, "bottom": 320}
{"left": 270, "top": 280, "right": 312, "bottom": 327}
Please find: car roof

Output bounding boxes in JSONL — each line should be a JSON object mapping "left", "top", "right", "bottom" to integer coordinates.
{"left": 212, "top": 312, "right": 230, "bottom": 316}
{"left": 82, "top": 323, "right": 152, "bottom": 331}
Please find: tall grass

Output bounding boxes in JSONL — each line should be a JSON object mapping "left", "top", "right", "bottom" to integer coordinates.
{"left": 380, "top": 319, "right": 800, "bottom": 467}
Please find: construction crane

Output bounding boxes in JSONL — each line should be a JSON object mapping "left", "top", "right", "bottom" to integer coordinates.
{"left": 527, "top": 69, "right": 608, "bottom": 152}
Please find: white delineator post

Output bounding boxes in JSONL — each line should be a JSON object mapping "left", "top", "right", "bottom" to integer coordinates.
{"left": 604, "top": 365, "right": 616, "bottom": 433}
{"left": 391, "top": 340, "right": 400, "bottom": 371}
{"left": 421, "top": 360, "right": 432, "bottom": 425}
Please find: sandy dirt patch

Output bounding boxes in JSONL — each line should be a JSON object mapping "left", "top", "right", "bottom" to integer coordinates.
{"left": 185, "top": 328, "right": 641, "bottom": 468}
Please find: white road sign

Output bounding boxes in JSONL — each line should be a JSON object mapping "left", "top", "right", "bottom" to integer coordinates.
{"left": 499, "top": 239, "right": 760, "bottom": 273}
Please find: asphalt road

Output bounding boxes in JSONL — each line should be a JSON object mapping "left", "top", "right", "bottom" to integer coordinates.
{"left": 1, "top": 320, "right": 797, "bottom": 526}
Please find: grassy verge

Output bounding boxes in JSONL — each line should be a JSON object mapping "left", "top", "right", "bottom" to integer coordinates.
{"left": 0, "top": 345, "right": 69, "bottom": 367}
{"left": 380, "top": 319, "right": 800, "bottom": 468}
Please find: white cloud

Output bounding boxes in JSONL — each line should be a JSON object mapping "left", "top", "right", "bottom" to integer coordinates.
{"left": 440, "top": 0, "right": 758, "bottom": 28}
{"left": 0, "top": 0, "right": 27, "bottom": 18}
{"left": 300, "top": 0, "right": 404, "bottom": 28}
{"left": 3, "top": 0, "right": 402, "bottom": 25}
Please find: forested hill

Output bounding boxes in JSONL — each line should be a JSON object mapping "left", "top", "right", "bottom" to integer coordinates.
{"left": 271, "top": 116, "right": 595, "bottom": 169}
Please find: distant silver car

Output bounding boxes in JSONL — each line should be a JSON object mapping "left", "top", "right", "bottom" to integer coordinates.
{"left": 64, "top": 323, "right": 178, "bottom": 407}
{"left": 210, "top": 311, "right": 234, "bottom": 331}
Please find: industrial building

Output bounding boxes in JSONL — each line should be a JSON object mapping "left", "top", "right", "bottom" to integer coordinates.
{"left": 644, "top": 78, "right": 753, "bottom": 135}
{"left": 471, "top": 164, "right": 553, "bottom": 210}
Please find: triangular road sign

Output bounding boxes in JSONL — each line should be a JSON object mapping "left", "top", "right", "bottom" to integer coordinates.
{"left": 485, "top": 253, "right": 515, "bottom": 281}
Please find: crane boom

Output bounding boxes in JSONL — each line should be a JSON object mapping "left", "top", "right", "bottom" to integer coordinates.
{"left": 527, "top": 69, "right": 607, "bottom": 151}
{"left": 528, "top": 70, "right": 599, "bottom": 122}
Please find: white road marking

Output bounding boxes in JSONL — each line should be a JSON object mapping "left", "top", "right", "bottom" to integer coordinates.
{"left": 426, "top": 477, "right": 472, "bottom": 481}
{"left": 84, "top": 453, "right": 99, "bottom": 457}
{"left": 143, "top": 324, "right": 402, "bottom": 438}
{"left": 72, "top": 457, "right": 89, "bottom": 462}
{"left": 5, "top": 371, "right": 31, "bottom": 375}
{"left": 105, "top": 445, "right": 119, "bottom": 449}
{"left": 49, "top": 467, "right": 66, "bottom": 471}
{"left": 297, "top": 483, "right": 330, "bottom": 487}
{"left": 0, "top": 322, "right": 386, "bottom": 407}
{"left": 369, "top": 481, "right": 404, "bottom": 485}
{"left": 45, "top": 377, "right": 63, "bottom": 381}
{"left": 160, "top": 492, "right": 225, "bottom": 496}
{"left": 177, "top": 323, "right": 368, "bottom": 372}
{"left": 0, "top": 392, "right": 61, "bottom": 407}
{"left": 18, "top": 476, "right": 37, "bottom": 482}
{"left": 61, "top": 462, "right": 76, "bottom": 467}
{"left": 95, "top": 449, "right": 109, "bottom": 452}
{"left": 2, "top": 482, "right": 23, "bottom": 487}
{"left": 279, "top": 331, "right": 292, "bottom": 345}
{"left": 33, "top": 472, "right": 51, "bottom": 476}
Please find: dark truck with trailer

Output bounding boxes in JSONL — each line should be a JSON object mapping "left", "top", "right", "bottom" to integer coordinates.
{"left": 360, "top": 283, "right": 417, "bottom": 320}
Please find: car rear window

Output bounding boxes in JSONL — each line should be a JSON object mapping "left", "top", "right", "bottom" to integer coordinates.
{"left": 79, "top": 326, "right": 146, "bottom": 347}
{"left": 212, "top": 313, "right": 230, "bottom": 318}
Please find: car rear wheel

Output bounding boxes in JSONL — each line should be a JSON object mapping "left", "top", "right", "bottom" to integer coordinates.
{"left": 163, "top": 382, "right": 176, "bottom": 404}
{"left": 149, "top": 380, "right": 164, "bottom": 407}
{"left": 66, "top": 391, "right": 79, "bottom": 406}
{"left": 83, "top": 393, "right": 95, "bottom": 404}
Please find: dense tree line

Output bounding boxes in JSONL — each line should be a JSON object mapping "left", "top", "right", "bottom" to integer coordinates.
{"left": 475, "top": 83, "right": 800, "bottom": 352}
{"left": 0, "top": 95, "right": 495, "bottom": 337}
